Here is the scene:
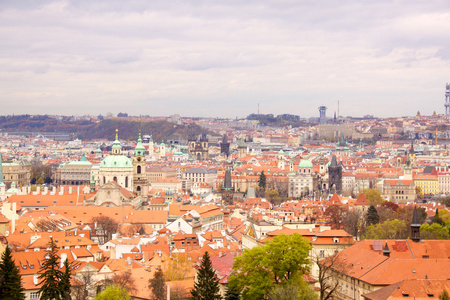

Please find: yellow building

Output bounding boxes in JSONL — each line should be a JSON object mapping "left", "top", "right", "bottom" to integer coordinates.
{"left": 413, "top": 173, "right": 438, "bottom": 195}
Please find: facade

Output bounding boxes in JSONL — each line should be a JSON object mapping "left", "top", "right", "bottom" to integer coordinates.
{"left": 2, "top": 158, "right": 31, "bottom": 189}
{"left": 54, "top": 153, "right": 92, "bottom": 185}
{"left": 288, "top": 159, "right": 315, "bottom": 198}
{"left": 188, "top": 133, "right": 209, "bottom": 160}
{"left": 182, "top": 167, "right": 217, "bottom": 191}
{"left": 94, "top": 130, "right": 134, "bottom": 192}
{"left": 383, "top": 179, "right": 416, "bottom": 203}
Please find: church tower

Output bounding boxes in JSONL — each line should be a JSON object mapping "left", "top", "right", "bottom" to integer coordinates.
{"left": 277, "top": 149, "right": 285, "bottom": 170}
{"left": 133, "top": 132, "right": 148, "bottom": 197}
{"left": 410, "top": 206, "right": 421, "bottom": 242}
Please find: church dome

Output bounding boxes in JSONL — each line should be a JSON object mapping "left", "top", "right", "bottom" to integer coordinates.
{"left": 101, "top": 154, "right": 132, "bottom": 168}
{"left": 299, "top": 159, "right": 313, "bottom": 168}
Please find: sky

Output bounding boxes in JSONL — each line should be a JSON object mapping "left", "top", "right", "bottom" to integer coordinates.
{"left": 1, "top": 0, "right": 450, "bottom": 119}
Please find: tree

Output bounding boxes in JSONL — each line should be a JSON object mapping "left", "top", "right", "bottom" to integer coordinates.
{"left": 343, "top": 209, "right": 366, "bottom": 240}
{"left": 366, "top": 205, "right": 379, "bottom": 225}
{"left": 60, "top": 259, "right": 72, "bottom": 300}
{"left": 364, "top": 219, "right": 409, "bottom": 239}
{"left": 91, "top": 215, "right": 118, "bottom": 245}
{"left": 439, "top": 289, "right": 450, "bottom": 300}
{"left": 149, "top": 268, "right": 166, "bottom": 300}
{"left": 432, "top": 208, "right": 445, "bottom": 226}
{"left": 358, "top": 189, "right": 384, "bottom": 206}
{"left": 230, "top": 233, "right": 311, "bottom": 300}
{"left": 314, "top": 252, "right": 348, "bottom": 300}
{"left": 420, "top": 223, "right": 450, "bottom": 240}
{"left": 0, "top": 246, "right": 25, "bottom": 300}
{"left": 258, "top": 171, "right": 266, "bottom": 189}
{"left": 190, "top": 251, "right": 222, "bottom": 300}
{"left": 170, "top": 284, "right": 190, "bottom": 300}
{"left": 267, "top": 282, "right": 317, "bottom": 300}
{"left": 224, "top": 284, "right": 240, "bottom": 300}
{"left": 72, "top": 271, "right": 94, "bottom": 300}
{"left": 39, "top": 238, "right": 64, "bottom": 300}
{"left": 112, "top": 270, "right": 137, "bottom": 294}
{"left": 163, "top": 253, "right": 192, "bottom": 281}
{"left": 94, "top": 285, "right": 129, "bottom": 300}
{"left": 324, "top": 205, "right": 347, "bottom": 229}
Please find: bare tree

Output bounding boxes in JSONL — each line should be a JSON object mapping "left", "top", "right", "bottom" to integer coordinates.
{"left": 113, "top": 270, "right": 137, "bottom": 294}
{"left": 314, "top": 252, "right": 348, "bottom": 300}
{"left": 71, "top": 271, "right": 94, "bottom": 300}
{"left": 91, "top": 215, "right": 118, "bottom": 245}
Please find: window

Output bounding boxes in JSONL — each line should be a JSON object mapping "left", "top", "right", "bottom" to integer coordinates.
{"left": 30, "top": 292, "right": 40, "bottom": 299}
{"left": 320, "top": 250, "right": 325, "bottom": 258}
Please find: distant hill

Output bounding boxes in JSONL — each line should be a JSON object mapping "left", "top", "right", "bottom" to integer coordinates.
{"left": 0, "top": 115, "right": 206, "bottom": 142}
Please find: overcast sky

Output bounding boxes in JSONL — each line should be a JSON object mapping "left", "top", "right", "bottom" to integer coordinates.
{"left": 1, "top": 1, "right": 450, "bottom": 118}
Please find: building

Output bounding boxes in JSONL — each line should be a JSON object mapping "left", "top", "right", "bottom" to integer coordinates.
{"left": 54, "top": 153, "right": 92, "bottom": 186}
{"left": 2, "top": 157, "right": 31, "bottom": 189}
{"left": 182, "top": 167, "right": 217, "bottom": 191}
{"left": 132, "top": 133, "right": 148, "bottom": 197}
{"left": 94, "top": 130, "right": 134, "bottom": 192}
{"left": 328, "top": 155, "right": 342, "bottom": 194}
{"left": 188, "top": 133, "right": 209, "bottom": 161}
{"left": 288, "top": 159, "right": 315, "bottom": 198}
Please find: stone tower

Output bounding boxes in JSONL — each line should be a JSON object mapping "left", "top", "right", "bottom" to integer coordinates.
{"left": 328, "top": 155, "right": 342, "bottom": 194}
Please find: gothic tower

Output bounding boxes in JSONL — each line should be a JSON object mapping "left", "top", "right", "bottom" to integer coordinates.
{"left": 410, "top": 206, "right": 421, "bottom": 242}
{"left": 328, "top": 155, "right": 342, "bottom": 194}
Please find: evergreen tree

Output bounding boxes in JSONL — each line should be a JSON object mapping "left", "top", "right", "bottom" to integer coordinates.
{"left": 225, "top": 284, "right": 240, "bottom": 300}
{"left": 39, "top": 238, "right": 63, "bottom": 300}
{"left": 258, "top": 171, "right": 266, "bottom": 190}
{"left": 60, "top": 259, "right": 72, "bottom": 300}
{"left": 366, "top": 205, "right": 379, "bottom": 225}
{"left": 149, "top": 268, "right": 166, "bottom": 300}
{"left": 432, "top": 208, "right": 445, "bottom": 225}
{"left": 191, "top": 251, "right": 222, "bottom": 300}
{"left": 439, "top": 289, "right": 449, "bottom": 300}
{"left": 0, "top": 246, "right": 25, "bottom": 300}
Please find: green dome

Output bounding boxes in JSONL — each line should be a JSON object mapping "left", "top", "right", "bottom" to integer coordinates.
{"left": 101, "top": 155, "right": 132, "bottom": 168}
{"left": 278, "top": 149, "right": 285, "bottom": 155}
{"left": 299, "top": 159, "right": 313, "bottom": 168}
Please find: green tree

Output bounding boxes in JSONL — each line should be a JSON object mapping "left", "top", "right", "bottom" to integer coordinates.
{"left": 366, "top": 205, "right": 379, "bottom": 225}
{"left": 191, "top": 251, "right": 221, "bottom": 300}
{"left": 258, "top": 171, "right": 266, "bottom": 190}
{"left": 230, "top": 233, "right": 311, "bottom": 300}
{"left": 0, "top": 246, "right": 25, "bottom": 300}
{"left": 420, "top": 223, "right": 450, "bottom": 240}
{"left": 60, "top": 259, "right": 72, "bottom": 300}
{"left": 224, "top": 284, "right": 240, "bottom": 300}
{"left": 440, "top": 289, "right": 450, "bottom": 300}
{"left": 94, "top": 285, "right": 129, "bottom": 300}
{"left": 364, "top": 219, "right": 409, "bottom": 239}
{"left": 358, "top": 189, "right": 384, "bottom": 206}
{"left": 432, "top": 208, "right": 445, "bottom": 226}
{"left": 149, "top": 268, "right": 166, "bottom": 300}
{"left": 39, "top": 238, "right": 63, "bottom": 300}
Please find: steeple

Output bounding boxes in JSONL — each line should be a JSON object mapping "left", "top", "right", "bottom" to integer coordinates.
{"left": 382, "top": 242, "right": 391, "bottom": 257}
{"left": 410, "top": 206, "right": 421, "bottom": 243}
{"left": 112, "top": 129, "right": 122, "bottom": 155}
{"left": 134, "top": 131, "right": 145, "bottom": 157}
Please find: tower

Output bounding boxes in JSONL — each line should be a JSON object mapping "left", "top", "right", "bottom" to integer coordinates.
{"left": 318, "top": 106, "right": 327, "bottom": 124}
{"left": 133, "top": 132, "right": 148, "bottom": 197}
{"left": 277, "top": 149, "right": 285, "bottom": 170}
{"left": 220, "top": 134, "right": 230, "bottom": 157}
{"left": 445, "top": 83, "right": 450, "bottom": 117}
{"left": 410, "top": 206, "right": 421, "bottom": 242}
{"left": 221, "top": 169, "right": 235, "bottom": 205}
{"left": 328, "top": 155, "right": 342, "bottom": 194}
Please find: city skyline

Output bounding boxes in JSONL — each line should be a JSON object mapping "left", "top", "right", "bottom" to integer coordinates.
{"left": 1, "top": 1, "right": 450, "bottom": 118}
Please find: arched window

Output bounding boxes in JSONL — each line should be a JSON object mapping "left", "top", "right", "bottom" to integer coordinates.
{"left": 113, "top": 176, "right": 117, "bottom": 183}
{"left": 103, "top": 177, "right": 106, "bottom": 184}
{"left": 125, "top": 176, "right": 128, "bottom": 188}
{"left": 137, "top": 186, "right": 141, "bottom": 191}
{"left": 137, "top": 165, "right": 141, "bottom": 174}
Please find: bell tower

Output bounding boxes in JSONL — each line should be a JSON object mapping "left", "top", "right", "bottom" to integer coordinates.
{"left": 133, "top": 132, "right": 148, "bottom": 197}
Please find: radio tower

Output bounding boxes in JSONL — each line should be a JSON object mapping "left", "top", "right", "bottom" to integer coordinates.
{"left": 446, "top": 83, "right": 450, "bottom": 117}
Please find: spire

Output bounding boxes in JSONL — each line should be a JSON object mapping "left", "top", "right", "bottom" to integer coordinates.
{"left": 135, "top": 131, "right": 145, "bottom": 157}
{"left": 112, "top": 129, "right": 122, "bottom": 154}
{"left": 81, "top": 153, "right": 87, "bottom": 161}
{"left": 330, "top": 155, "right": 338, "bottom": 167}
{"left": 382, "top": 242, "right": 391, "bottom": 257}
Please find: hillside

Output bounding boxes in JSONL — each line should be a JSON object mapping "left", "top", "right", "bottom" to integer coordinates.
{"left": 0, "top": 115, "right": 206, "bottom": 142}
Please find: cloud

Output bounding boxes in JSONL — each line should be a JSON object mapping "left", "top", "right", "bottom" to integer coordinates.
{"left": 0, "top": 0, "right": 449, "bottom": 118}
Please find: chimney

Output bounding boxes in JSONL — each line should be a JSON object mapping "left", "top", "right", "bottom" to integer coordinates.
{"left": 33, "top": 274, "right": 38, "bottom": 285}
{"left": 11, "top": 202, "right": 16, "bottom": 234}
{"left": 69, "top": 187, "right": 72, "bottom": 194}
{"left": 60, "top": 253, "right": 67, "bottom": 268}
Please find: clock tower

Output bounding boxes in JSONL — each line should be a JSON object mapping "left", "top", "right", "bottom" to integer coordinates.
{"left": 133, "top": 132, "right": 148, "bottom": 197}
